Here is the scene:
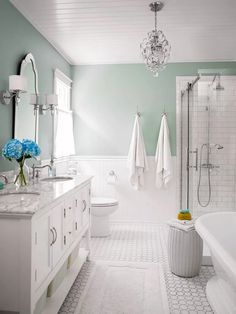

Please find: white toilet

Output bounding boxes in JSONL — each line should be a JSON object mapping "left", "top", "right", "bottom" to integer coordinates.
{"left": 91, "top": 197, "right": 119, "bottom": 237}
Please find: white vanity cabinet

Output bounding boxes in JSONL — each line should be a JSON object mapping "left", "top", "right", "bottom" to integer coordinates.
{"left": 74, "top": 192, "right": 82, "bottom": 237}
{"left": 73, "top": 184, "right": 91, "bottom": 236}
{"left": 81, "top": 185, "right": 91, "bottom": 227}
{"left": 33, "top": 202, "right": 64, "bottom": 290}
{"left": 33, "top": 211, "right": 52, "bottom": 290}
{"left": 63, "top": 196, "right": 74, "bottom": 248}
{"left": 0, "top": 177, "right": 92, "bottom": 314}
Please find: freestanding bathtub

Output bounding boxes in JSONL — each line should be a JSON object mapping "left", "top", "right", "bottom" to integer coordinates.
{"left": 195, "top": 212, "right": 236, "bottom": 314}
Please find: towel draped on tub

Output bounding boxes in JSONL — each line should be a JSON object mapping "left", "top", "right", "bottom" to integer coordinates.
{"left": 127, "top": 114, "right": 148, "bottom": 190}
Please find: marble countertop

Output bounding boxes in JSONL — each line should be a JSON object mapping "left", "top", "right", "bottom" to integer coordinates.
{"left": 0, "top": 175, "right": 92, "bottom": 217}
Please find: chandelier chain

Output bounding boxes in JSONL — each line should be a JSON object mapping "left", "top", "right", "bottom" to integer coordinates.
{"left": 155, "top": 9, "right": 157, "bottom": 31}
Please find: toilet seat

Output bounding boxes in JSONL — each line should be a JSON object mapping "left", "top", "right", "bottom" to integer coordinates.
{"left": 91, "top": 197, "right": 118, "bottom": 207}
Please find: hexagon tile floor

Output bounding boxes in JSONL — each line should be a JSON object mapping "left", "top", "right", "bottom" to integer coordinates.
{"left": 59, "top": 223, "right": 215, "bottom": 314}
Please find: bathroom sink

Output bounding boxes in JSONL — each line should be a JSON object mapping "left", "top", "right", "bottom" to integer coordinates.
{"left": 41, "top": 176, "right": 73, "bottom": 182}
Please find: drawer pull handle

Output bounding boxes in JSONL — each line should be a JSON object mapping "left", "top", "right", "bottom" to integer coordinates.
{"left": 75, "top": 222, "right": 78, "bottom": 230}
{"left": 83, "top": 200, "right": 87, "bottom": 212}
{"left": 52, "top": 227, "right": 57, "bottom": 244}
{"left": 50, "top": 228, "right": 54, "bottom": 246}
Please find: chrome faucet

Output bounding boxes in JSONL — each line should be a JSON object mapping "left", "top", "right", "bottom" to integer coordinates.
{"left": 0, "top": 174, "right": 8, "bottom": 184}
{"left": 32, "top": 164, "right": 52, "bottom": 179}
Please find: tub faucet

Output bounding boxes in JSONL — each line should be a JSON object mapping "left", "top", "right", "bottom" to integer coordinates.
{"left": 0, "top": 174, "right": 8, "bottom": 184}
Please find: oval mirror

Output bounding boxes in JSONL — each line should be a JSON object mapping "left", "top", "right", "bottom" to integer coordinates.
{"left": 14, "top": 53, "right": 39, "bottom": 143}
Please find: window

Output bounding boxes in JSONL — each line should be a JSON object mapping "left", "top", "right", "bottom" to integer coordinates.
{"left": 54, "top": 69, "right": 75, "bottom": 158}
{"left": 55, "top": 70, "right": 71, "bottom": 111}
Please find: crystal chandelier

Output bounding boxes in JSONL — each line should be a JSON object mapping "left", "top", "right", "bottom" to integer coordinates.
{"left": 140, "top": 1, "right": 171, "bottom": 77}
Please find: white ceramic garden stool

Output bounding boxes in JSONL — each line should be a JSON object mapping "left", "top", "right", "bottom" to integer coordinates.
{"left": 168, "top": 224, "right": 203, "bottom": 277}
{"left": 91, "top": 197, "right": 119, "bottom": 237}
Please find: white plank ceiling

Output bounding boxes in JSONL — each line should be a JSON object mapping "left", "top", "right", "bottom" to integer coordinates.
{"left": 10, "top": 0, "right": 236, "bottom": 65}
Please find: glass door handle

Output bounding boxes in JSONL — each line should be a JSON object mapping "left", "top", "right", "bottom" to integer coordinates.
{"left": 188, "top": 148, "right": 198, "bottom": 171}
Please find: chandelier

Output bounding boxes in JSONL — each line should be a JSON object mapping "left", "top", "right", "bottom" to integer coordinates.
{"left": 140, "top": 2, "right": 171, "bottom": 77}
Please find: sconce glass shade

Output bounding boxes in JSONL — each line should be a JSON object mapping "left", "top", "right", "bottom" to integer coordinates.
{"left": 9, "top": 75, "right": 27, "bottom": 92}
{"left": 46, "top": 94, "right": 58, "bottom": 105}
{"left": 30, "top": 94, "right": 38, "bottom": 105}
{"left": 30, "top": 94, "right": 45, "bottom": 105}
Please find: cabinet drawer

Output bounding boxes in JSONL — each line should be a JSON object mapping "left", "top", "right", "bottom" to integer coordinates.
{"left": 81, "top": 185, "right": 91, "bottom": 227}
{"left": 64, "top": 198, "right": 74, "bottom": 222}
{"left": 63, "top": 197, "right": 74, "bottom": 248}
{"left": 74, "top": 191, "right": 82, "bottom": 238}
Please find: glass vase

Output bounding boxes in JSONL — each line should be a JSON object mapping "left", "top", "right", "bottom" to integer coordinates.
{"left": 14, "top": 162, "right": 29, "bottom": 188}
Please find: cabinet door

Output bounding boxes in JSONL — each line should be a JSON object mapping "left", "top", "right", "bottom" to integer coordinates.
{"left": 63, "top": 197, "right": 74, "bottom": 249}
{"left": 33, "top": 212, "right": 52, "bottom": 289}
{"left": 74, "top": 190, "right": 82, "bottom": 238}
{"left": 51, "top": 204, "right": 64, "bottom": 267}
{"left": 81, "top": 185, "right": 91, "bottom": 228}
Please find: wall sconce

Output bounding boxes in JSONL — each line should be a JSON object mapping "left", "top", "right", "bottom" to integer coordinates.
{"left": 30, "top": 94, "right": 43, "bottom": 112}
{"left": 30, "top": 93, "right": 58, "bottom": 170}
{"left": 30, "top": 94, "right": 58, "bottom": 115}
{"left": 46, "top": 94, "right": 58, "bottom": 115}
{"left": 0, "top": 75, "right": 27, "bottom": 105}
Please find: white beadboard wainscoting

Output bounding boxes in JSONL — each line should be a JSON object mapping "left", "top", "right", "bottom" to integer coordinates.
{"left": 67, "top": 156, "right": 178, "bottom": 224}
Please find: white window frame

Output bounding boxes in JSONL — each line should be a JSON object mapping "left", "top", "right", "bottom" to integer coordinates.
{"left": 54, "top": 68, "right": 73, "bottom": 112}
{"left": 54, "top": 69, "right": 75, "bottom": 158}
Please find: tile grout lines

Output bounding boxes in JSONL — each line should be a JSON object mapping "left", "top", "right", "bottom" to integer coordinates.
{"left": 59, "top": 223, "right": 214, "bottom": 314}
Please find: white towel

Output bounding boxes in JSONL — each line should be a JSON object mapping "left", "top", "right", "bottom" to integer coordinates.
{"left": 155, "top": 114, "right": 172, "bottom": 188}
{"left": 127, "top": 114, "right": 148, "bottom": 189}
{"left": 167, "top": 219, "right": 196, "bottom": 232}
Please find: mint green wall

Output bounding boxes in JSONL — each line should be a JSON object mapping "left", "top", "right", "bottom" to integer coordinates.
{"left": 1, "top": 0, "right": 236, "bottom": 169}
{"left": 0, "top": 0, "right": 71, "bottom": 171}
{"left": 72, "top": 62, "right": 236, "bottom": 156}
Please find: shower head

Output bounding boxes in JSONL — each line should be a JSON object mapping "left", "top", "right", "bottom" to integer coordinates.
{"left": 214, "top": 82, "right": 224, "bottom": 91}
{"left": 213, "top": 75, "right": 224, "bottom": 91}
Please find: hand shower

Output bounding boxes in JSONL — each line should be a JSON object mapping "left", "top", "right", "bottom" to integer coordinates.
{"left": 197, "top": 143, "right": 223, "bottom": 207}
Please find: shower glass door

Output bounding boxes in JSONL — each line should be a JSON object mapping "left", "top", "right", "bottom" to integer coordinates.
{"left": 179, "top": 80, "right": 198, "bottom": 213}
{"left": 179, "top": 75, "right": 236, "bottom": 217}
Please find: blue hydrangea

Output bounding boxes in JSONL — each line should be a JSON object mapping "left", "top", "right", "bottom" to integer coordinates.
{"left": 22, "top": 139, "right": 41, "bottom": 158}
{"left": 2, "top": 139, "right": 23, "bottom": 161}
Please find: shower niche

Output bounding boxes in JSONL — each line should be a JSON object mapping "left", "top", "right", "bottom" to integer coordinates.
{"left": 177, "top": 73, "right": 236, "bottom": 217}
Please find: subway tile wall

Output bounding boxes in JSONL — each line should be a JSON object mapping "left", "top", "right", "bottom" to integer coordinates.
{"left": 176, "top": 76, "right": 236, "bottom": 216}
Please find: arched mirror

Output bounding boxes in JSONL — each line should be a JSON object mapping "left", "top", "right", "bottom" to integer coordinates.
{"left": 14, "top": 53, "right": 39, "bottom": 143}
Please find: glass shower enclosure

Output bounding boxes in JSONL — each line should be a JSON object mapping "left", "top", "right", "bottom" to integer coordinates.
{"left": 177, "top": 73, "right": 236, "bottom": 217}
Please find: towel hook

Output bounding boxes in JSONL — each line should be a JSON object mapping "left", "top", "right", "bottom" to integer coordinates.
{"left": 136, "top": 105, "right": 141, "bottom": 117}
{"left": 162, "top": 104, "right": 167, "bottom": 116}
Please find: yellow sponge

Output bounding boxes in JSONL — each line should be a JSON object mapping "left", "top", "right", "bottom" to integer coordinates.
{"left": 178, "top": 212, "right": 192, "bottom": 220}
